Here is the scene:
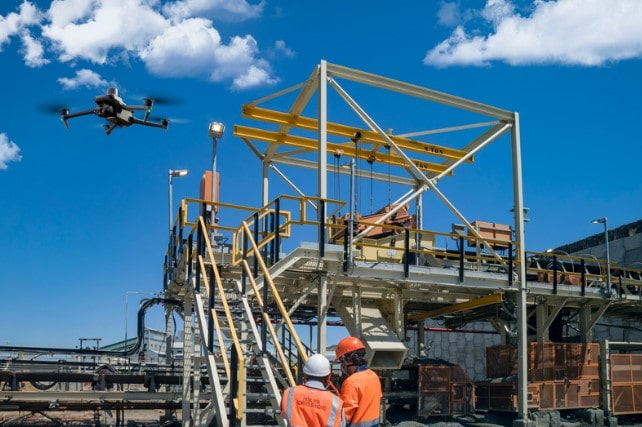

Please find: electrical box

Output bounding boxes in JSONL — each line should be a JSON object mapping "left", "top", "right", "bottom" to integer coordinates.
{"left": 467, "top": 220, "right": 512, "bottom": 249}
{"left": 200, "top": 171, "right": 220, "bottom": 213}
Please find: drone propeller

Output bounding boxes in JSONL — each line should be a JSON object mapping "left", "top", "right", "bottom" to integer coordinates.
{"left": 143, "top": 98, "right": 153, "bottom": 121}
{"left": 149, "top": 116, "right": 190, "bottom": 125}
{"left": 37, "top": 103, "right": 69, "bottom": 114}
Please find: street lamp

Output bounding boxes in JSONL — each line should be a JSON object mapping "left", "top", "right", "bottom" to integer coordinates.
{"left": 591, "top": 217, "right": 611, "bottom": 295}
{"left": 168, "top": 169, "right": 189, "bottom": 231}
{"left": 208, "top": 122, "right": 225, "bottom": 234}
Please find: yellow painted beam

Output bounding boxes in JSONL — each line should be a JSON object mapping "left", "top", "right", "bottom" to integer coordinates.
{"left": 242, "top": 105, "right": 472, "bottom": 163}
{"left": 234, "top": 125, "right": 450, "bottom": 175}
{"left": 406, "top": 293, "right": 503, "bottom": 322}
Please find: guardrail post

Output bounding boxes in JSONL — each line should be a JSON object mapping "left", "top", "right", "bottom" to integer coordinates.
{"left": 508, "top": 243, "right": 513, "bottom": 286}
{"left": 208, "top": 264, "right": 215, "bottom": 353}
{"left": 261, "top": 212, "right": 269, "bottom": 354}
{"left": 253, "top": 212, "right": 259, "bottom": 277}
{"left": 229, "top": 346, "right": 239, "bottom": 426}
{"left": 242, "top": 230, "right": 248, "bottom": 295}
{"left": 275, "top": 198, "right": 281, "bottom": 263}
{"left": 343, "top": 230, "right": 349, "bottom": 272}
{"left": 581, "top": 259, "right": 586, "bottom": 296}
{"left": 403, "top": 229, "right": 410, "bottom": 278}
{"left": 188, "top": 234, "right": 196, "bottom": 292}
{"left": 552, "top": 255, "right": 558, "bottom": 295}
{"left": 459, "top": 237, "right": 464, "bottom": 283}
{"left": 269, "top": 210, "right": 275, "bottom": 266}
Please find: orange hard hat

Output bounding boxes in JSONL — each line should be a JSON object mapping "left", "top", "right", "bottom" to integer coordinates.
{"left": 335, "top": 336, "right": 365, "bottom": 361}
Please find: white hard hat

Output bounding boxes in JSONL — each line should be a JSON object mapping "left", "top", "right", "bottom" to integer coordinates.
{"left": 303, "top": 354, "right": 331, "bottom": 377}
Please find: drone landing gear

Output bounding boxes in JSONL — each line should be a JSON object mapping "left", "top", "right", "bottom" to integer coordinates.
{"left": 105, "top": 123, "right": 117, "bottom": 135}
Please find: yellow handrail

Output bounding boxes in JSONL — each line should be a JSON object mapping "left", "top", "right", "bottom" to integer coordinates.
{"left": 198, "top": 216, "right": 245, "bottom": 419}
{"left": 240, "top": 220, "right": 309, "bottom": 382}
{"left": 241, "top": 259, "right": 297, "bottom": 387}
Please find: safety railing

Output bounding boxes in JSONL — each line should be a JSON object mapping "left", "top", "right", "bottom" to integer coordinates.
{"left": 328, "top": 218, "right": 518, "bottom": 284}
{"left": 169, "top": 195, "right": 348, "bottom": 421}
{"left": 236, "top": 220, "right": 308, "bottom": 387}
{"left": 182, "top": 214, "right": 246, "bottom": 423}
{"left": 526, "top": 251, "right": 642, "bottom": 298}
{"left": 167, "top": 195, "right": 642, "bottom": 302}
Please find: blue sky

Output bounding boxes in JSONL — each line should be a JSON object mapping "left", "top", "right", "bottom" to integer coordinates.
{"left": 1, "top": 0, "right": 641, "bottom": 348}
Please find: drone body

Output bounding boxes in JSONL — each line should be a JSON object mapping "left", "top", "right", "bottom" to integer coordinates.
{"left": 61, "top": 87, "right": 168, "bottom": 135}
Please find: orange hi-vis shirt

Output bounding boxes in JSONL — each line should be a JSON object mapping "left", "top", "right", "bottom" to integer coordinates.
{"left": 281, "top": 381, "right": 346, "bottom": 427}
{"left": 340, "top": 368, "right": 382, "bottom": 427}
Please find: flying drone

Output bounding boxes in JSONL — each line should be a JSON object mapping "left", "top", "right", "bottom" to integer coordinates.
{"left": 60, "top": 87, "right": 169, "bottom": 135}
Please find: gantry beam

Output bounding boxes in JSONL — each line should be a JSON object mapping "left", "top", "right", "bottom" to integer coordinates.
{"left": 242, "top": 105, "right": 472, "bottom": 163}
{"left": 406, "top": 293, "right": 504, "bottom": 322}
{"left": 234, "top": 125, "right": 451, "bottom": 175}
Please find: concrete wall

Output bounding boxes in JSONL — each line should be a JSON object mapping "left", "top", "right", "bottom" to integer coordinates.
{"left": 575, "top": 233, "right": 642, "bottom": 269}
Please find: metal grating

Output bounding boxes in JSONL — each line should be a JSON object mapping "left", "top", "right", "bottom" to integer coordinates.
{"left": 611, "top": 354, "right": 642, "bottom": 415}
{"left": 417, "top": 365, "right": 474, "bottom": 418}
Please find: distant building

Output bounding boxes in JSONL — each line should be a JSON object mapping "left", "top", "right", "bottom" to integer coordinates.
{"left": 102, "top": 327, "right": 174, "bottom": 364}
{"left": 556, "top": 219, "right": 642, "bottom": 268}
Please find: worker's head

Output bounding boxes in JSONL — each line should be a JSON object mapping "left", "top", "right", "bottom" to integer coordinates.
{"left": 302, "top": 353, "right": 332, "bottom": 384}
{"left": 335, "top": 336, "right": 367, "bottom": 376}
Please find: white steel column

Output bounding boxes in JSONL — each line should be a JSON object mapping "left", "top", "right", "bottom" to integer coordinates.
{"left": 318, "top": 274, "right": 328, "bottom": 353}
{"left": 318, "top": 60, "right": 328, "bottom": 205}
{"left": 352, "top": 284, "right": 362, "bottom": 336}
{"left": 262, "top": 160, "right": 270, "bottom": 206}
{"left": 511, "top": 113, "right": 529, "bottom": 422}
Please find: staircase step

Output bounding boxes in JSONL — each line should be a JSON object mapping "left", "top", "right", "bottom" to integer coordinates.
{"left": 244, "top": 407, "right": 279, "bottom": 414}
{"left": 246, "top": 392, "right": 277, "bottom": 400}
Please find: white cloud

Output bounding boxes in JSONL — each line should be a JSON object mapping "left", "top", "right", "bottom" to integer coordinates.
{"left": 480, "top": 0, "right": 515, "bottom": 27}
{"left": 162, "top": 0, "right": 264, "bottom": 22}
{"left": 57, "top": 68, "right": 111, "bottom": 90}
{"left": 0, "top": 1, "right": 42, "bottom": 51}
{"left": 437, "top": 2, "right": 462, "bottom": 27}
{"left": 273, "top": 40, "right": 295, "bottom": 58}
{"left": 139, "top": 18, "right": 277, "bottom": 87}
{"left": 0, "top": 0, "right": 278, "bottom": 89}
{"left": 20, "top": 30, "right": 49, "bottom": 67}
{"left": 425, "top": 0, "right": 642, "bottom": 67}
{"left": 232, "top": 63, "right": 279, "bottom": 90}
{"left": 0, "top": 133, "right": 22, "bottom": 170}
{"left": 43, "top": 0, "right": 169, "bottom": 64}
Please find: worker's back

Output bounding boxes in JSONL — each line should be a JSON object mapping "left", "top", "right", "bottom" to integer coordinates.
{"left": 281, "top": 383, "right": 345, "bottom": 427}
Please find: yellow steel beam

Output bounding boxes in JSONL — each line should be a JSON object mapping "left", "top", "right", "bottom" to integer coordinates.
{"left": 406, "top": 293, "right": 503, "bottom": 322}
{"left": 234, "top": 125, "right": 450, "bottom": 175}
{"left": 242, "top": 105, "right": 472, "bottom": 163}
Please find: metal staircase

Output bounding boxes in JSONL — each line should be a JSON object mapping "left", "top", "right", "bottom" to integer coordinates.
{"left": 168, "top": 206, "right": 311, "bottom": 427}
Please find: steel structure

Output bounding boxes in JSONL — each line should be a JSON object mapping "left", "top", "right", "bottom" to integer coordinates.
{"left": 3, "top": 61, "right": 642, "bottom": 426}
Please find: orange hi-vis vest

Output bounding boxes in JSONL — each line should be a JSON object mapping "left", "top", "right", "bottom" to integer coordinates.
{"left": 281, "top": 382, "right": 346, "bottom": 427}
{"left": 340, "top": 368, "right": 382, "bottom": 427}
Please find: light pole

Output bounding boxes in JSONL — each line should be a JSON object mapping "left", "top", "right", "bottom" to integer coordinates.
{"left": 208, "top": 122, "right": 225, "bottom": 238}
{"left": 591, "top": 217, "right": 611, "bottom": 295}
{"left": 168, "top": 169, "right": 189, "bottom": 232}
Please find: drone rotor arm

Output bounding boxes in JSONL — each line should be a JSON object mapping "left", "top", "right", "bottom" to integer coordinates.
{"left": 130, "top": 117, "right": 168, "bottom": 130}
{"left": 62, "top": 109, "right": 97, "bottom": 119}
{"left": 60, "top": 108, "right": 95, "bottom": 129}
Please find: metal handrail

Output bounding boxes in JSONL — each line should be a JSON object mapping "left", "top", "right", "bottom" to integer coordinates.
{"left": 182, "top": 216, "right": 246, "bottom": 421}
{"left": 239, "top": 220, "right": 308, "bottom": 386}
